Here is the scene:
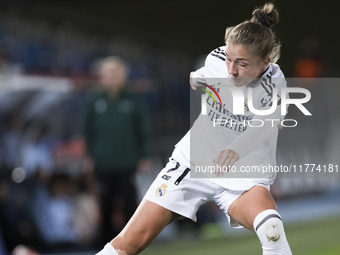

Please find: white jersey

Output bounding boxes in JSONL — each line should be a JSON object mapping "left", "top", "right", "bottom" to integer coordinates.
{"left": 172, "top": 46, "right": 287, "bottom": 190}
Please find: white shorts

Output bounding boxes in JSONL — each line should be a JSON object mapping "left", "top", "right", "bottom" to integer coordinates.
{"left": 144, "top": 157, "right": 270, "bottom": 228}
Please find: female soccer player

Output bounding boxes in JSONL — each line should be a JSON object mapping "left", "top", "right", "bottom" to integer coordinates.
{"left": 96, "top": 3, "right": 292, "bottom": 255}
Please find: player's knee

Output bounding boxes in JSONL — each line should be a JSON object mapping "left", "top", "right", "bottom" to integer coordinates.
{"left": 253, "top": 209, "right": 292, "bottom": 255}
{"left": 261, "top": 217, "right": 282, "bottom": 242}
{"left": 254, "top": 209, "right": 285, "bottom": 243}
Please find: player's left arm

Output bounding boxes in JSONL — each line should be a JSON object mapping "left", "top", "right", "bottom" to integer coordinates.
{"left": 214, "top": 92, "right": 286, "bottom": 173}
{"left": 213, "top": 110, "right": 281, "bottom": 174}
{"left": 214, "top": 76, "right": 287, "bottom": 172}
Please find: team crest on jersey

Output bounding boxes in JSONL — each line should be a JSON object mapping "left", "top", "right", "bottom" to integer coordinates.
{"left": 155, "top": 184, "right": 167, "bottom": 197}
{"left": 244, "top": 98, "right": 249, "bottom": 112}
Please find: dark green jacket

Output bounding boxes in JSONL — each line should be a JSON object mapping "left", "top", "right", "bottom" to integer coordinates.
{"left": 83, "top": 89, "right": 151, "bottom": 173}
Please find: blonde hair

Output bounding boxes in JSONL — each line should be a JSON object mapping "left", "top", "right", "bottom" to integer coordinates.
{"left": 225, "top": 3, "right": 281, "bottom": 63}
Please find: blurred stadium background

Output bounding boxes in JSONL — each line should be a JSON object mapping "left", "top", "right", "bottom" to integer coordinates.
{"left": 0, "top": 0, "right": 339, "bottom": 254}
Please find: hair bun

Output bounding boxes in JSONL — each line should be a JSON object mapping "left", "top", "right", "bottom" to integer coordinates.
{"left": 251, "top": 3, "right": 279, "bottom": 28}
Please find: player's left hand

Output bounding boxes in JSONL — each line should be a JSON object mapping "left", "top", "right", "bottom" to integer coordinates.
{"left": 213, "top": 149, "right": 240, "bottom": 176}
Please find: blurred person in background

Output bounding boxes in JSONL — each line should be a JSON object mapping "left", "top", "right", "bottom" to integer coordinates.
{"left": 32, "top": 171, "right": 100, "bottom": 250}
{"left": 32, "top": 173, "right": 78, "bottom": 249}
{"left": 83, "top": 56, "right": 151, "bottom": 243}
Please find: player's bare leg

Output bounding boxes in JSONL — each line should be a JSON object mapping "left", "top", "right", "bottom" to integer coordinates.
{"left": 228, "top": 185, "right": 292, "bottom": 255}
{"left": 228, "top": 185, "right": 276, "bottom": 231}
{"left": 100, "top": 199, "right": 180, "bottom": 255}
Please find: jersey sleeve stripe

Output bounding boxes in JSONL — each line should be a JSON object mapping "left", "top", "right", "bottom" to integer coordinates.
{"left": 210, "top": 47, "right": 226, "bottom": 61}
{"left": 260, "top": 70, "right": 276, "bottom": 96}
{"left": 260, "top": 82, "right": 271, "bottom": 94}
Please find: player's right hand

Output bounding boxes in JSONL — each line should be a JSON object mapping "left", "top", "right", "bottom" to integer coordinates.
{"left": 213, "top": 149, "right": 240, "bottom": 177}
{"left": 190, "top": 71, "right": 207, "bottom": 90}
{"left": 189, "top": 72, "right": 197, "bottom": 90}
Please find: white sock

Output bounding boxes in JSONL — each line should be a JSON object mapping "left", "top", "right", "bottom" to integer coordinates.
{"left": 253, "top": 209, "right": 292, "bottom": 255}
{"left": 96, "top": 243, "right": 119, "bottom": 255}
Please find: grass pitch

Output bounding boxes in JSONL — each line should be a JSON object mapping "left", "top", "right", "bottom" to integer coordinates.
{"left": 142, "top": 215, "right": 340, "bottom": 255}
